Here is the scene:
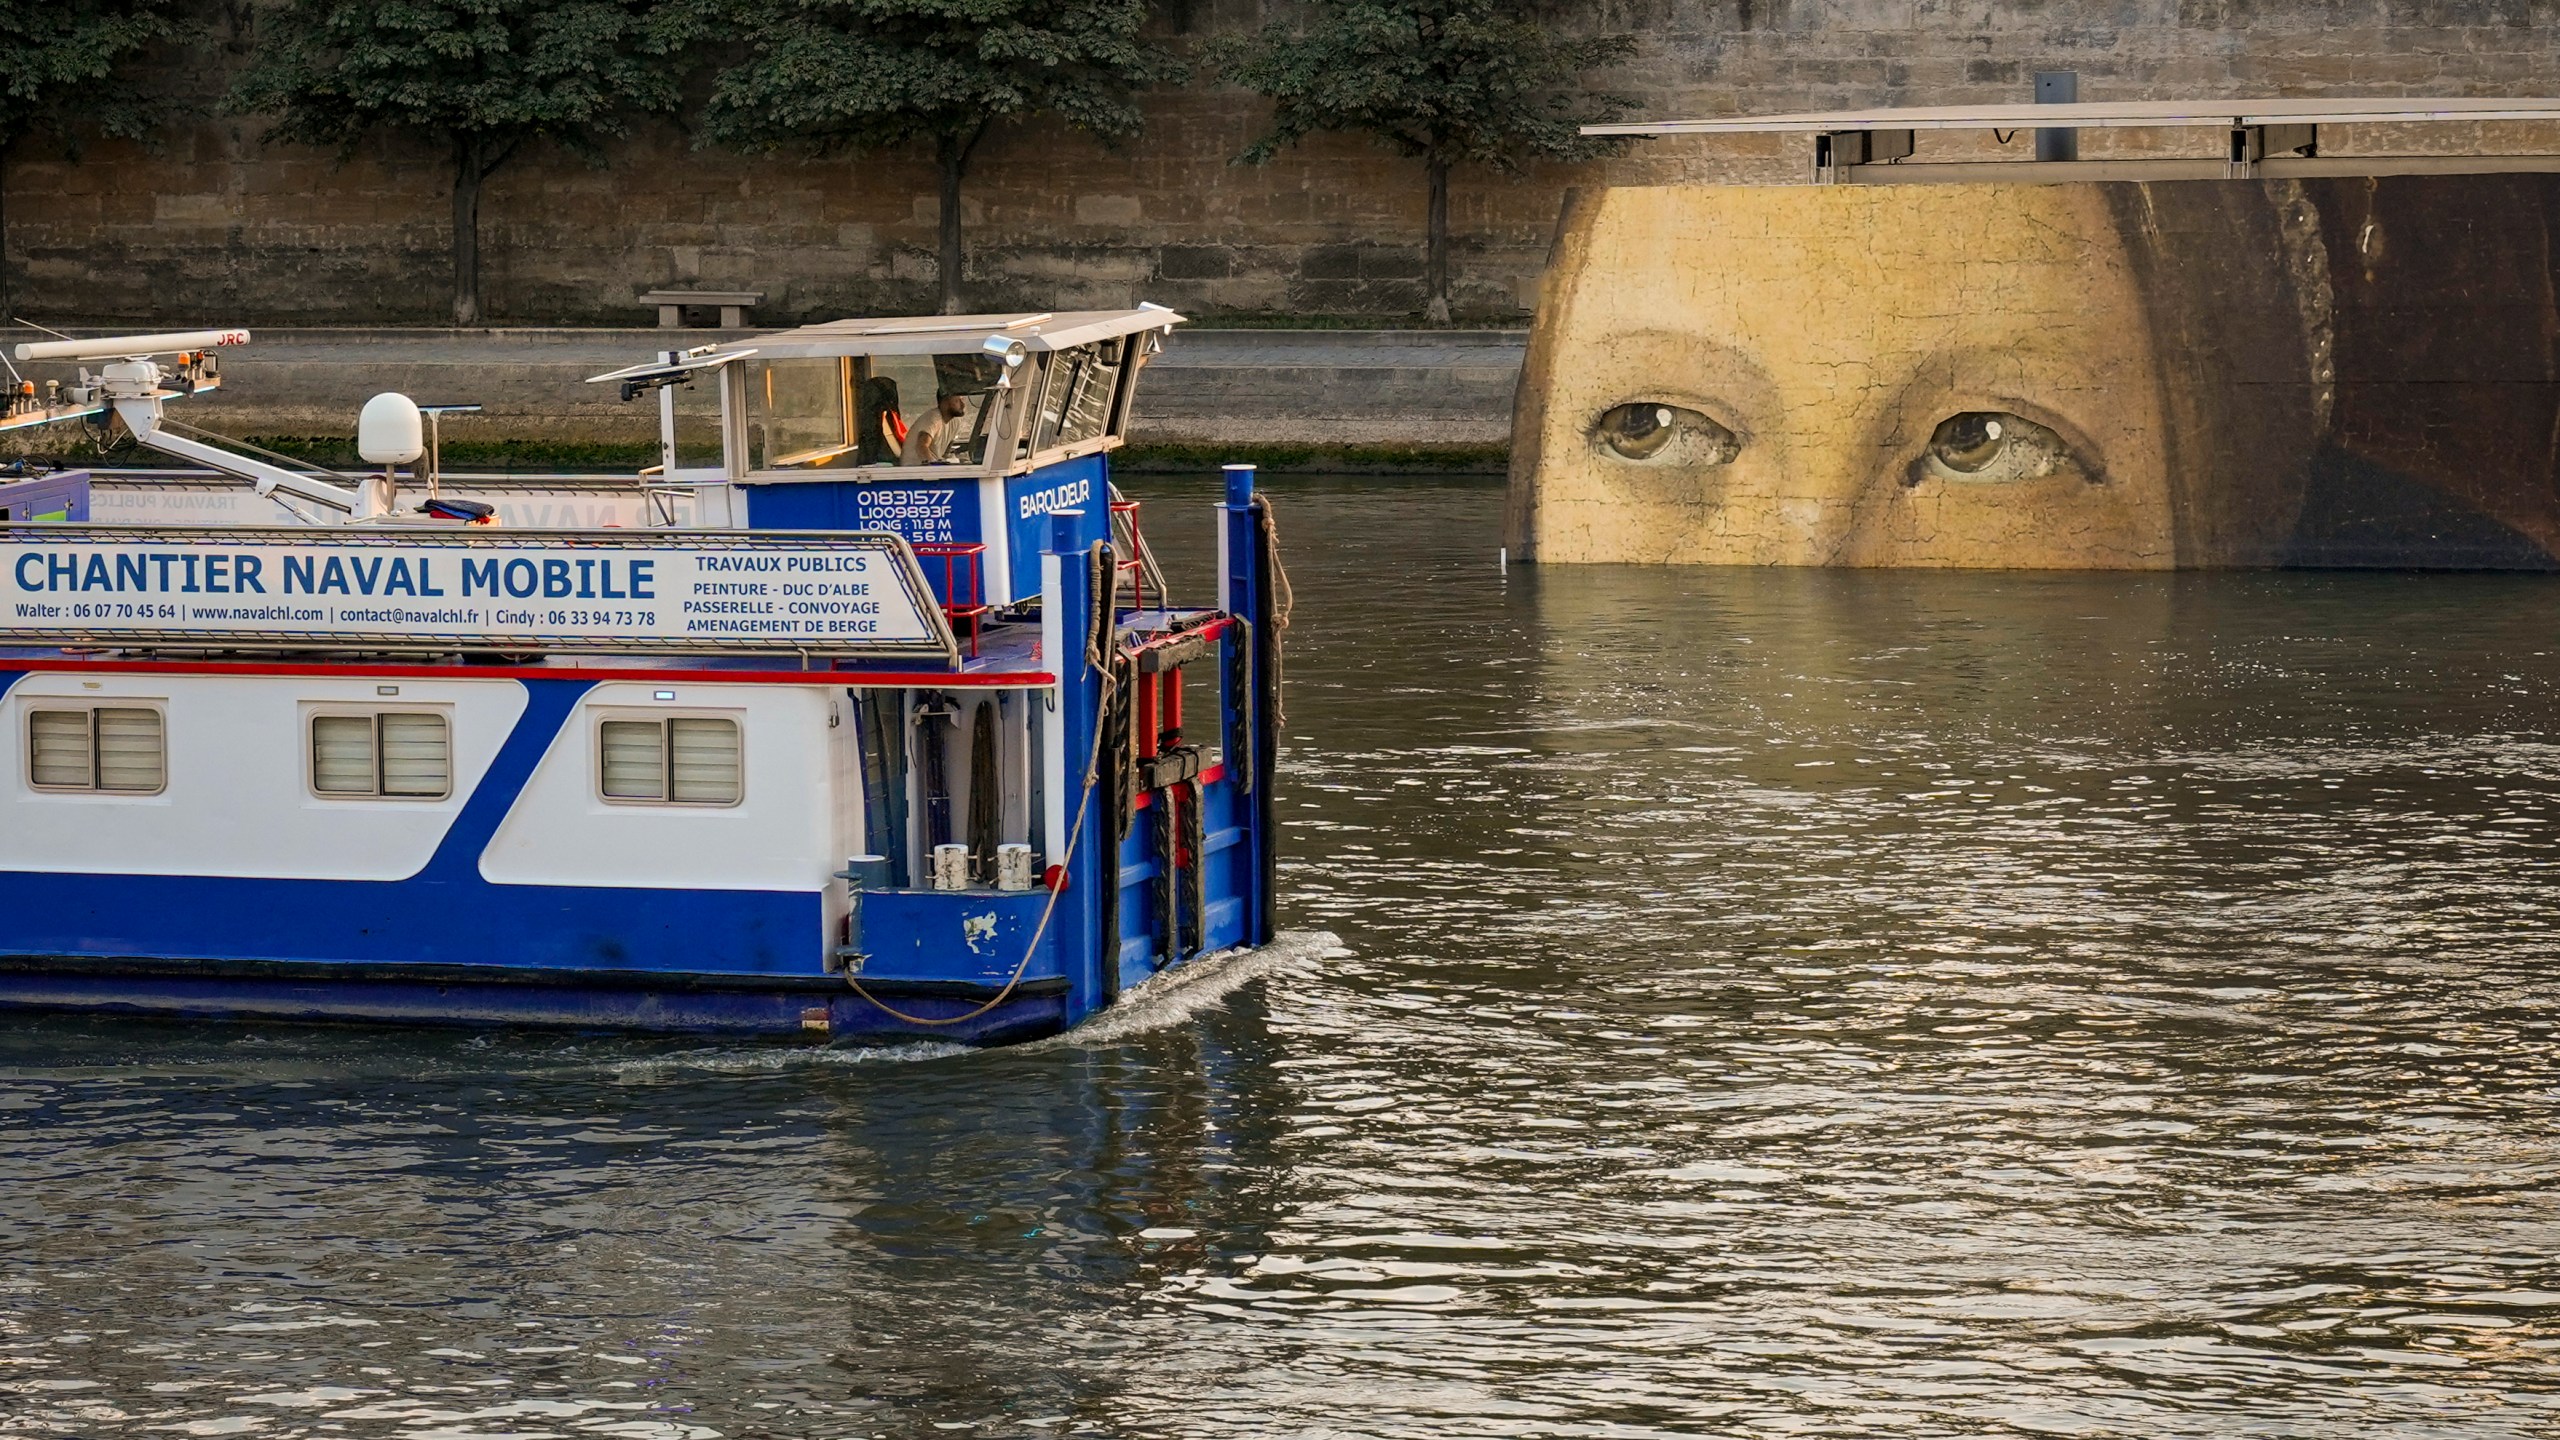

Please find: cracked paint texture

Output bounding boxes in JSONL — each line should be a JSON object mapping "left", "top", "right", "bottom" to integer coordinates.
{"left": 1507, "top": 178, "right": 2560, "bottom": 570}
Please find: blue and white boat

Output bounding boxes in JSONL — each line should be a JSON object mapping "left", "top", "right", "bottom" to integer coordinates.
{"left": 0, "top": 309, "right": 1283, "bottom": 1043}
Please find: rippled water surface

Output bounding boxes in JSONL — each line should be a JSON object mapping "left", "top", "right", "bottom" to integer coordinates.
{"left": 8, "top": 475, "right": 2560, "bottom": 1438}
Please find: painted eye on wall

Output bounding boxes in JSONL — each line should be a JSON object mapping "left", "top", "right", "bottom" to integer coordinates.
{"left": 1917, "top": 412, "right": 2080, "bottom": 485}
{"left": 1591, "top": 402, "right": 1741, "bottom": 465}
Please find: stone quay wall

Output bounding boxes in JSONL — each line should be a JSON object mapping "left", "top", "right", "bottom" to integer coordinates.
{"left": 10, "top": 3, "right": 2560, "bottom": 326}
{"left": 0, "top": 327, "right": 1525, "bottom": 459}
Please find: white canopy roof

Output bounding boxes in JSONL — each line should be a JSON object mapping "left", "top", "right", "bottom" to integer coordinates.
{"left": 739, "top": 307, "right": 1183, "bottom": 360}
{"left": 585, "top": 305, "right": 1184, "bottom": 388}
{"left": 1587, "top": 96, "right": 2560, "bottom": 138}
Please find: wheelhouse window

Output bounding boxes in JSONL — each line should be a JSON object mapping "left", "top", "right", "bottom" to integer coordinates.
{"left": 599, "top": 717, "right": 742, "bottom": 805}
{"left": 747, "top": 358, "right": 855, "bottom": 469}
{"left": 311, "top": 712, "right": 449, "bottom": 799}
{"left": 746, "top": 352, "right": 1007, "bottom": 471}
{"left": 28, "top": 707, "right": 164, "bottom": 793}
{"left": 1032, "top": 341, "right": 1124, "bottom": 453}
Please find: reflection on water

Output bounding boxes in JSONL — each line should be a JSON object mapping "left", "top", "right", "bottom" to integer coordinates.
{"left": 6, "top": 476, "right": 2560, "bottom": 1437}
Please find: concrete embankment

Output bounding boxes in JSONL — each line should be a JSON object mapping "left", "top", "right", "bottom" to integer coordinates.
{"left": 7, "top": 327, "right": 1522, "bottom": 472}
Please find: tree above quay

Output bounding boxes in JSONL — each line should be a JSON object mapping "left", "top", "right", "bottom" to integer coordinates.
{"left": 7, "top": 1, "right": 2560, "bottom": 326}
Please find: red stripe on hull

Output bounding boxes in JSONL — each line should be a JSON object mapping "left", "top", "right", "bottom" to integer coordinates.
{"left": 0, "top": 654, "right": 1054, "bottom": 687}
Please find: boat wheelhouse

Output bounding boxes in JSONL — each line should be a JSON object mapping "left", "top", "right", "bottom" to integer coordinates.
{"left": 0, "top": 308, "right": 1282, "bottom": 1042}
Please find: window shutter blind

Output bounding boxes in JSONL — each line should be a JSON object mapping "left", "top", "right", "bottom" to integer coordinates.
{"left": 599, "top": 720, "right": 665, "bottom": 799}
{"left": 668, "top": 718, "right": 742, "bottom": 803}
{"left": 93, "top": 709, "right": 163, "bottom": 792}
{"left": 29, "top": 710, "right": 92, "bottom": 788}
{"left": 378, "top": 713, "right": 448, "bottom": 797}
{"left": 311, "top": 715, "right": 376, "bottom": 794}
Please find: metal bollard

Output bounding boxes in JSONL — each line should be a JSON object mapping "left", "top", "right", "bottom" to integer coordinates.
{"left": 996, "top": 843, "right": 1035, "bottom": 892}
{"left": 831, "top": 854, "right": 889, "bottom": 974}
{"left": 931, "top": 844, "right": 970, "bottom": 891}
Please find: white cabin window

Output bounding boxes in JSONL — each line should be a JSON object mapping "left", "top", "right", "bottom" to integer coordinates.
{"left": 599, "top": 717, "right": 741, "bottom": 805}
{"left": 27, "top": 706, "right": 164, "bottom": 794}
{"left": 745, "top": 353, "right": 1008, "bottom": 472}
{"left": 310, "top": 712, "right": 449, "bottom": 799}
{"left": 1032, "top": 341, "right": 1123, "bottom": 453}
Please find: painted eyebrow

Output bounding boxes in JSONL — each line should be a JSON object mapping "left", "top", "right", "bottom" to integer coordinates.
{"left": 1589, "top": 330, "right": 1781, "bottom": 395}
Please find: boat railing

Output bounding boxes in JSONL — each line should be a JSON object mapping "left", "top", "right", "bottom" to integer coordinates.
{"left": 911, "top": 542, "right": 991, "bottom": 658}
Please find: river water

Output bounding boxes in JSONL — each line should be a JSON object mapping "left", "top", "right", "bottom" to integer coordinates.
{"left": 6, "top": 474, "right": 2560, "bottom": 1438}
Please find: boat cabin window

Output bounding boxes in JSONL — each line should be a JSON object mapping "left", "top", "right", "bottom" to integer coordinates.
{"left": 1029, "top": 341, "right": 1124, "bottom": 454}
{"left": 27, "top": 706, "right": 164, "bottom": 794}
{"left": 746, "top": 353, "right": 1007, "bottom": 472}
{"left": 310, "top": 712, "right": 449, "bottom": 799}
{"left": 747, "top": 359, "right": 852, "bottom": 469}
{"left": 598, "top": 717, "right": 742, "bottom": 805}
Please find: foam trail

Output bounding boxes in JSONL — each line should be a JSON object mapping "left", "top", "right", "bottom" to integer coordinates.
{"left": 1023, "top": 929, "right": 1345, "bottom": 1051}
{"left": 605, "top": 1037, "right": 975, "bottom": 1082}
{"left": 600, "top": 931, "right": 1341, "bottom": 1078}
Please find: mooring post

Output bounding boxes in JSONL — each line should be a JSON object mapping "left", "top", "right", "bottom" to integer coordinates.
{"left": 1050, "top": 507, "right": 1111, "bottom": 1024}
{"left": 1219, "top": 463, "right": 1277, "bottom": 945}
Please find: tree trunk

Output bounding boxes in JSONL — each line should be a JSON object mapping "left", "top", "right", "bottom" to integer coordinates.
{"left": 0, "top": 146, "right": 13, "bottom": 331}
{"left": 451, "top": 135, "right": 482, "bottom": 327}
{"left": 936, "top": 133, "right": 967, "bottom": 315}
{"left": 1423, "top": 152, "right": 1452, "bottom": 327}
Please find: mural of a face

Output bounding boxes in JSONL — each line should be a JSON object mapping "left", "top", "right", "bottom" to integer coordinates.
{"left": 1508, "top": 183, "right": 2326, "bottom": 569}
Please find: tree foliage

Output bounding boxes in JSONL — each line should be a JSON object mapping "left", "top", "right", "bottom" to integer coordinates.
{"left": 1219, "top": 0, "right": 1635, "bottom": 321}
{"left": 228, "top": 0, "right": 695, "bottom": 323}
{"left": 0, "top": 0, "right": 183, "bottom": 153}
{"left": 0, "top": 0, "right": 184, "bottom": 318}
{"left": 699, "top": 0, "right": 1185, "bottom": 312}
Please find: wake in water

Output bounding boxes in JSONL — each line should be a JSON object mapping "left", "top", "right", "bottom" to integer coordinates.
{"left": 1020, "top": 928, "right": 1346, "bottom": 1051}
{"left": 604, "top": 1036, "right": 978, "bottom": 1080}
{"left": 0, "top": 933, "right": 1346, "bottom": 1086}
{"left": 603, "top": 930, "right": 1344, "bottom": 1080}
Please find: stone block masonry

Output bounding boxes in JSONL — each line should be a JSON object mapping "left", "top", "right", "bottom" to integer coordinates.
{"left": 8, "top": 4, "right": 2560, "bottom": 325}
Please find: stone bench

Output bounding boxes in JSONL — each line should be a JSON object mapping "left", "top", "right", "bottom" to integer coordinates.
{"left": 638, "top": 290, "right": 765, "bottom": 328}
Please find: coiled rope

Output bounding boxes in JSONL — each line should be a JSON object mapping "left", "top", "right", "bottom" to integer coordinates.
{"left": 1250, "top": 493, "right": 1294, "bottom": 733}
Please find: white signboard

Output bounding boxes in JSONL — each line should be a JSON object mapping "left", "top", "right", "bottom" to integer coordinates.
{"left": 0, "top": 526, "right": 956, "bottom": 658}
{"left": 85, "top": 477, "right": 700, "bottom": 530}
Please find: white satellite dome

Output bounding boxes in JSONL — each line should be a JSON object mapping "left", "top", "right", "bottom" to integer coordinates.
{"left": 356, "top": 392, "right": 424, "bottom": 464}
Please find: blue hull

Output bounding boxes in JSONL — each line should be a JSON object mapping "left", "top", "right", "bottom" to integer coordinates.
{"left": 0, "top": 959, "right": 1070, "bottom": 1044}
{"left": 0, "top": 463, "right": 1284, "bottom": 1044}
